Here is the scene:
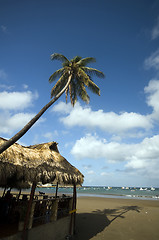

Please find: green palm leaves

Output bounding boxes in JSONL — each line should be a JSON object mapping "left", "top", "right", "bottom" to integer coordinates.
{"left": 49, "top": 53, "right": 105, "bottom": 106}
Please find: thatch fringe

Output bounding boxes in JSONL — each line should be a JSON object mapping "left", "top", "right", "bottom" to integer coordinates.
{"left": 0, "top": 137, "right": 84, "bottom": 189}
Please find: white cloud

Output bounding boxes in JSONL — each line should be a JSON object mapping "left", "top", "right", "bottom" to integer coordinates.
{"left": 0, "top": 112, "right": 35, "bottom": 134}
{"left": 152, "top": 16, "right": 159, "bottom": 40}
{"left": 52, "top": 101, "right": 72, "bottom": 114}
{"left": 125, "top": 135, "right": 159, "bottom": 178}
{"left": 52, "top": 80, "right": 159, "bottom": 137}
{"left": 71, "top": 133, "right": 130, "bottom": 161}
{"left": 144, "top": 79, "right": 159, "bottom": 119}
{"left": 53, "top": 102, "right": 152, "bottom": 136}
{"left": 144, "top": 49, "right": 159, "bottom": 71}
{"left": 71, "top": 133, "right": 159, "bottom": 178}
{"left": 0, "top": 90, "right": 38, "bottom": 110}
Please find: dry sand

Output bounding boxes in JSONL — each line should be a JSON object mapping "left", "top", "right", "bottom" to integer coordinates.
{"left": 74, "top": 196, "right": 159, "bottom": 240}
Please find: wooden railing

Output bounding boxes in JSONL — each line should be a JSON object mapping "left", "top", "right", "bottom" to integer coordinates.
{"left": 19, "top": 196, "right": 73, "bottom": 230}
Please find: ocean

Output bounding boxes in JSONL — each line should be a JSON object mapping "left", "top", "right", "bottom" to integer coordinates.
{"left": 36, "top": 186, "right": 159, "bottom": 200}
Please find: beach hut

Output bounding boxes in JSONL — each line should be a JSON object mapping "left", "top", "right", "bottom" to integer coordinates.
{"left": 0, "top": 137, "right": 84, "bottom": 240}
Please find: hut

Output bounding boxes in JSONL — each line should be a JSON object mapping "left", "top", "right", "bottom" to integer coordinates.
{"left": 0, "top": 137, "right": 84, "bottom": 240}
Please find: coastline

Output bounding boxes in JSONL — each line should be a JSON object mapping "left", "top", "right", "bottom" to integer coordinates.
{"left": 74, "top": 196, "right": 159, "bottom": 240}
{"left": 77, "top": 193, "right": 159, "bottom": 201}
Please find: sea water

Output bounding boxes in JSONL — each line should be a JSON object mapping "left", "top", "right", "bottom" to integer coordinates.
{"left": 36, "top": 186, "right": 159, "bottom": 200}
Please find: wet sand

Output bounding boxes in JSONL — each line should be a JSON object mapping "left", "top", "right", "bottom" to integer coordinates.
{"left": 74, "top": 196, "right": 159, "bottom": 240}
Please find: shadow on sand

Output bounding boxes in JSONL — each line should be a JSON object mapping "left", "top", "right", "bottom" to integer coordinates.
{"left": 73, "top": 205, "right": 141, "bottom": 240}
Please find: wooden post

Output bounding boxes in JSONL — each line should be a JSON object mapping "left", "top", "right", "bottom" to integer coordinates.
{"left": 69, "top": 183, "right": 77, "bottom": 235}
{"left": 2, "top": 186, "right": 7, "bottom": 197}
{"left": 50, "top": 199, "right": 59, "bottom": 222}
{"left": 22, "top": 181, "right": 36, "bottom": 240}
{"left": 28, "top": 201, "right": 36, "bottom": 229}
{"left": 55, "top": 182, "right": 58, "bottom": 198}
{"left": 17, "top": 188, "right": 22, "bottom": 201}
{"left": 73, "top": 183, "right": 77, "bottom": 234}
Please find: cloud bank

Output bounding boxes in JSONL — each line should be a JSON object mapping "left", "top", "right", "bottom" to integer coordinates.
{"left": 0, "top": 88, "right": 39, "bottom": 135}
{"left": 53, "top": 79, "right": 159, "bottom": 137}
{"left": 0, "top": 91, "right": 38, "bottom": 110}
{"left": 52, "top": 80, "right": 159, "bottom": 180}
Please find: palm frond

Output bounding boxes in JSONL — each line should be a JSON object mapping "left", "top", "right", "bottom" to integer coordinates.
{"left": 77, "top": 57, "right": 96, "bottom": 67}
{"left": 49, "top": 68, "right": 65, "bottom": 83}
{"left": 75, "top": 78, "right": 90, "bottom": 104}
{"left": 78, "top": 84, "right": 90, "bottom": 104}
{"left": 65, "top": 88, "right": 68, "bottom": 103}
{"left": 50, "top": 53, "right": 69, "bottom": 63}
{"left": 77, "top": 69, "right": 91, "bottom": 86}
{"left": 69, "top": 81, "right": 77, "bottom": 106}
{"left": 68, "top": 83, "right": 73, "bottom": 105}
{"left": 51, "top": 73, "right": 68, "bottom": 98}
{"left": 82, "top": 67, "right": 105, "bottom": 78}
{"left": 87, "top": 79, "right": 100, "bottom": 96}
{"left": 71, "top": 56, "right": 82, "bottom": 63}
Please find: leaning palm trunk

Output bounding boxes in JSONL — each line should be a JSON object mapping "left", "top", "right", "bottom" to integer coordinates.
{"left": 0, "top": 75, "right": 72, "bottom": 154}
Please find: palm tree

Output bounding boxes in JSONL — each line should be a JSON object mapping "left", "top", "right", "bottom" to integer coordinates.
{"left": 0, "top": 53, "right": 105, "bottom": 154}
{"left": 49, "top": 54, "right": 104, "bottom": 106}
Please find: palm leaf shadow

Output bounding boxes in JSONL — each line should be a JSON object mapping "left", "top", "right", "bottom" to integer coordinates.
{"left": 74, "top": 205, "right": 141, "bottom": 240}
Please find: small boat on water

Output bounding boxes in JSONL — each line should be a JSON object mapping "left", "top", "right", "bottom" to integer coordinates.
{"left": 140, "top": 187, "right": 148, "bottom": 191}
{"left": 151, "top": 187, "right": 155, "bottom": 191}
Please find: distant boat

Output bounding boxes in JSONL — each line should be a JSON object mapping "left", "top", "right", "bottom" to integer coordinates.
{"left": 107, "top": 186, "right": 112, "bottom": 189}
{"left": 140, "top": 187, "right": 148, "bottom": 191}
{"left": 151, "top": 187, "right": 155, "bottom": 191}
{"left": 121, "top": 187, "right": 125, "bottom": 189}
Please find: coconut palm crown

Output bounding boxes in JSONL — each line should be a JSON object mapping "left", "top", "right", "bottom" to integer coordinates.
{"left": 0, "top": 53, "right": 104, "bottom": 154}
{"left": 49, "top": 53, "right": 105, "bottom": 106}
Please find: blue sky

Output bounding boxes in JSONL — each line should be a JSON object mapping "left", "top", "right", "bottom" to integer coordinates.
{"left": 0, "top": 0, "right": 159, "bottom": 187}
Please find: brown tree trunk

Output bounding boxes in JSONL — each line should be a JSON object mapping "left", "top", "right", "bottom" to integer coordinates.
{"left": 0, "top": 75, "right": 72, "bottom": 154}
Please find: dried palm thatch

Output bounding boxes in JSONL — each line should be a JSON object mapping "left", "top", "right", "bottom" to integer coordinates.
{"left": 0, "top": 137, "right": 84, "bottom": 189}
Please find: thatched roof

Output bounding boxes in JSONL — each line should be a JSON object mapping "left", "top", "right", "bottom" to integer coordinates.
{"left": 0, "top": 137, "right": 84, "bottom": 189}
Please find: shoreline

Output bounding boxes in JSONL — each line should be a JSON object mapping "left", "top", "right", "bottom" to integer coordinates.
{"left": 77, "top": 193, "right": 159, "bottom": 201}
{"left": 1, "top": 188, "right": 159, "bottom": 201}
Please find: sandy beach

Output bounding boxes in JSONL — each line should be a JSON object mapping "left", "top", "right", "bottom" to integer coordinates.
{"left": 74, "top": 196, "right": 159, "bottom": 240}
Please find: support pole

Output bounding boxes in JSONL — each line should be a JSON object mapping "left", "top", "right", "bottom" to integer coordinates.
{"left": 73, "top": 183, "right": 77, "bottom": 234}
{"left": 2, "top": 186, "right": 7, "bottom": 198}
{"left": 17, "top": 188, "right": 22, "bottom": 201}
{"left": 55, "top": 182, "right": 58, "bottom": 198}
{"left": 69, "top": 183, "right": 77, "bottom": 235}
{"left": 22, "top": 181, "right": 36, "bottom": 240}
